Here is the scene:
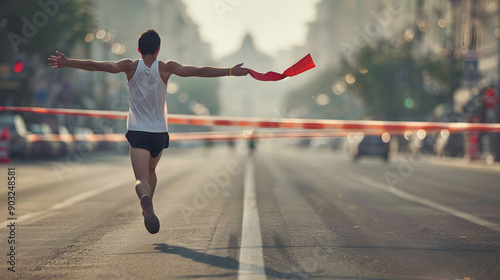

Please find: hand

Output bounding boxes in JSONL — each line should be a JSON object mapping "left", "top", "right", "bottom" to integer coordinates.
{"left": 231, "top": 63, "right": 249, "bottom": 76}
{"left": 48, "top": 51, "right": 69, "bottom": 68}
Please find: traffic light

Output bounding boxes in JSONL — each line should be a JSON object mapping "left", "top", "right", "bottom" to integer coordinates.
{"left": 11, "top": 53, "right": 27, "bottom": 79}
{"left": 13, "top": 61, "right": 24, "bottom": 73}
{"left": 0, "top": 53, "right": 27, "bottom": 90}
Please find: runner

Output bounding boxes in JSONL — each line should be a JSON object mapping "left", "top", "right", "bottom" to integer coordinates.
{"left": 48, "top": 29, "right": 249, "bottom": 234}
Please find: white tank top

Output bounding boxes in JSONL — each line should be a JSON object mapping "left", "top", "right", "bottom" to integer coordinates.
{"left": 127, "top": 60, "right": 168, "bottom": 132}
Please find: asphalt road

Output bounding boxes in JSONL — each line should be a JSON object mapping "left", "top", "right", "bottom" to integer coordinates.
{"left": 0, "top": 144, "right": 499, "bottom": 280}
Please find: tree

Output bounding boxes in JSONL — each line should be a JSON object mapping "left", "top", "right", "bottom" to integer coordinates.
{"left": 284, "top": 66, "right": 361, "bottom": 120}
{"left": 0, "top": 0, "right": 94, "bottom": 106}
{"left": 169, "top": 76, "right": 220, "bottom": 116}
{"left": 0, "top": 0, "right": 94, "bottom": 57}
{"left": 285, "top": 38, "right": 462, "bottom": 121}
{"left": 165, "top": 76, "right": 220, "bottom": 133}
{"left": 342, "top": 39, "right": 462, "bottom": 120}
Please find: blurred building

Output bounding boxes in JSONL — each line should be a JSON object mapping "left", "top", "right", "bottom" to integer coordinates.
{"left": 455, "top": 0, "right": 499, "bottom": 84}
{"left": 303, "top": 0, "right": 499, "bottom": 92}
{"left": 1, "top": 0, "right": 213, "bottom": 112}
{"left": 280, "top": 0, "right": 387, "bottom": 120}
{"left": 295, "top": 0, "right": 500, "bottom": 158}
{"left": 451, "top": 0, "right": 500, "bottom": 159}
{"left": 95, "top": 0, "right": 211, "bottom": 65}
{"left": 304, "top": 0, "right": 386, "bottom": 69}
{"left": 218, "top": 33, "right": 282, "bottom": 117}
{"left": 67, "top": 0, "right": 213, "bottom": 113}
{"left": 390, "top": 0, "right": 499, "bottom": 79}
{"left": 375, "top": 0, "right": 500, "bottom": 159}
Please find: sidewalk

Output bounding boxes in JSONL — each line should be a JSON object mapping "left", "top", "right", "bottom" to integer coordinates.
{"left": 395, "top": 152, "right": 500, "bottom": 172}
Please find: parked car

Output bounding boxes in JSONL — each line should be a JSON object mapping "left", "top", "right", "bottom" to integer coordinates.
{"left": 310, "top": 137, "right": 331, "bottom": 149}
{"left": 49, "top": 125, "right": 74, "bottom": 156}
{"left": 93, "top": 127, "right": 119, "bottom": 151}
{"left": 444, "top": 133, "right": 465, "bottom": 158}
{"left": 350, "top": 135, "right": 390, "bottom": 162}
{"left": 330, "top": 137, "right": 343, "bottom": 150}
{"left": 27, "top": 123, "right": 60, "bottom": 157}
{"left": 69, "top": 127, "right": 98, "bottom": 155}
{"left": 0, "top": 114, "right": 31, "bottom": 158}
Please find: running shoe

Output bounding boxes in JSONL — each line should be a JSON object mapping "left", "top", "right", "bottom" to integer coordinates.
{"left": 140, "top": 195, "right": 160, "bottom": 234}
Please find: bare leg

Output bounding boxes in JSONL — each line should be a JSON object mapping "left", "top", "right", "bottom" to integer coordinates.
{"left": 130, "top": 147, "right": 152, "bottom": 198}
{"left": 130, "top": 147, "right": 162, "bottom": 234}
{"left": 148, "top": 151, "right": 163, "bottom": 199}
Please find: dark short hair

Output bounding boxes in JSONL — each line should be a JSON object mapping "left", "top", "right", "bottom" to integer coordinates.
{"left": 138, "top": 29, "right": 161, "bottom": 54}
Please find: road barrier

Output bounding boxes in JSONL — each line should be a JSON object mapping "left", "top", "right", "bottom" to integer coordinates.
{"left": 0, "top": 126, "right": 12, "bottom": 163}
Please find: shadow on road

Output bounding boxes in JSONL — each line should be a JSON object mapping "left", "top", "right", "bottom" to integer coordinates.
{"left": 152, "top": 243, "right": 395, "bottom": 279}
{"left": 153, "top": 243, "right": 305, "bottom": 279}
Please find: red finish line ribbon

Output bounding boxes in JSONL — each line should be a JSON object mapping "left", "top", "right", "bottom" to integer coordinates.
{"left": 248, "top": 53, "right": 316, "bottom": 81}
{"left": 4, "top": 106, "right": 500, "bottom": 134}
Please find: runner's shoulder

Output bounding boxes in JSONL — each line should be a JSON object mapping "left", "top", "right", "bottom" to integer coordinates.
{"left": 117, "top": 58, "right": 139, "bottom": 69}
{"left": 161, "top": 60, "right": 182, "bottom": 72}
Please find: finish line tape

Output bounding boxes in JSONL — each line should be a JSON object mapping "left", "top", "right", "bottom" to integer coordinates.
{"left": 24, "top": 130, "right": 359, "bottom": 143}
{"left": 2, "top": 106, "right": 500, "bottom": 135}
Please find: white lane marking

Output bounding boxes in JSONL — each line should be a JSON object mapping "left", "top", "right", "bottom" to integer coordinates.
{"left": 1, "top": 178, "right": 131, "bottom": 228}
{"left": 238, "top": 159, "right": 266, "bottom": 280}
{"left": 346, "top": 173, "right": 500, "bottom": 233}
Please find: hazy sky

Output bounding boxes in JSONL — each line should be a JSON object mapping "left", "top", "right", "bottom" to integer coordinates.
{"left": 181, "top": 0, "right": 320, "bottom": 59}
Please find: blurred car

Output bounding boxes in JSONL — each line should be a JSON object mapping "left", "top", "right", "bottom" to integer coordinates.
{"left": 49, "top": 125, "right": 74, "bottom": 156}
{"left": 93, "top": 127, "right": 120, "bottom": 151}
{"left": 444, "top": 133, "right": 465, "bottom": 158}
{"left": 350, "top": 135, "right": 390, "bottom": 162}
{"left": 407, "top": 133, "right": 423, "bottom": 154}
{"left": 0, "top": 114, "right": 31, "bottom": 158}
{"left": 297, "top": 139, "right": 311, "bottom": 148}
{"left": 27, "top": 123, "right": 60, "bottom": 157}
{"left": 70, "top": 127, "right": 98, "bottom": 155}
{"left": 310, "top": 137, "right": 331, "bottom": 149}
{"left": 330, "top": 138, "right": 343, "bottom": 150}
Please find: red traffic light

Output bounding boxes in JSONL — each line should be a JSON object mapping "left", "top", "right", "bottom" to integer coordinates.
{"left": 13, "top": 61, "right": 24, "bottom": 73}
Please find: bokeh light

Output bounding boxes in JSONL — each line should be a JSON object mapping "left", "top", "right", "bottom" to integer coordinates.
{"left": 84, "top": 33, "right": 95, "bottom": 43}
{"left": 178, "top": 92, "right": 189, "bottom": 103}
{"left": 345, "top": 73, "right": 356, "bottom": 84}
{"left": 440, "top": 129, "right": 450, "bottom": 139}
{"left": 167, "top": 82, "right": 179, "bottom": 94}
{"left": 405, "top": 98, "right": 415, "bottom": 109}
{"left": 332, "top": 81, "right": 347, "bottom": 95}
{"left": 404, "top": 131, "right": 413, "bottom": 141}
{"left": 96, "top": 29, "right": 106, "bottom": 40}
{"left": 417, "top": 129, "right": 427, "bottom": 140}
{"left": 111, "top": 43, "right": 126, "bottom": 55}
{"left": 438, "top": 18, "right": 448, "bottom": 28}
{"left": 404, "top": 28, "right": 415, "bottom": 42}
{"left": 381, "top": 132, "right": 391, "bottom": 143}
{"left": 315, "top": 94, "right": 330, "bottom": 106}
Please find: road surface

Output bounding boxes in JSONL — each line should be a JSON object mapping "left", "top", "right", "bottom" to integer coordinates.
{"left": 1, "top": 145, "right": 499, "bottom": 279}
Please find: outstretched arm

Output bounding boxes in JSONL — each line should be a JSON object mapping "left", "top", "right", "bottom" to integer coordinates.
{"left": 48, "top": 51, "right": 133, "bottom": 74}
{"left": 166, "top": 61, "right": 249, "bottom": 78}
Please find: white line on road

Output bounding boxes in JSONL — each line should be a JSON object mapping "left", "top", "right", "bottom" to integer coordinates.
{"left": 238, "top": 159, "right": 266, "bottom": 280}
{"left": 1, "top": 178, "right": 131, "bottom": 228}
{"left": 347, "top": 173, "right": 500, "bottom": 233}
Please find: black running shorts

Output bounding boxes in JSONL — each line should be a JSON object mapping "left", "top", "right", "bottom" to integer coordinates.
{"left": 125, "top": 131, "right": 169, "bottom": 158}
